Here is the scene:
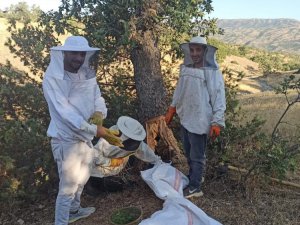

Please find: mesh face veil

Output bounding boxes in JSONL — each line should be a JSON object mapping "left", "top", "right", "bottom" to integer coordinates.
{"left": 180, "top": 36, "right": 219, "bottom": 69}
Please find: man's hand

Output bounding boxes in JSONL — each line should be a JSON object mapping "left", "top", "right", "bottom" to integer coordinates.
{"left": 96, "top": 126, "right": 124, "bottom": 147}
{"left": 209, "top": 125, "right": 221, "bottom": 142}
{"left": 165, "top": 106, "right": 176, "bottom": 125}
{"left": 89, "top": 111, "right": 103, "bottom": 126}
{"left": 110, "top": 158, "right": 125, "bottom": 167}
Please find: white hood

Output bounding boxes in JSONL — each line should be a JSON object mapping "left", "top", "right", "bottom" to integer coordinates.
{"left": 45, "top": 36, "right": 99, "bottom": 80}
{"left": 180, "top": 36, "right": 219, "bottom": 69}
{"left": 45, "top": 50, "right": 96, "bottom": 80}
{"left": 42, "top": 36, "right": 107, "bottom": 142}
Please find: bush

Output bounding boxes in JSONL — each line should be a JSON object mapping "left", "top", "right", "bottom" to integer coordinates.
{"left": 100, "top": 66, "right": 139, "bottom": 126}
{"left": 207, "top": 69, "right": 300, "bottom": 185}
{"left": 0, "top": 64, "right": 55, "bottom": 201}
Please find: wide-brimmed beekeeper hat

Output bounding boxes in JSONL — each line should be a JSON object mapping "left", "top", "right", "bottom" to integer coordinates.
{"left": 114, "top": 116, "right": 146, "bottom": 141}
{"left": 51, "top": 36, "right": 100, "bottom": 51}
{"left": 180, "top": 36, "right": 219, "bottom": 68}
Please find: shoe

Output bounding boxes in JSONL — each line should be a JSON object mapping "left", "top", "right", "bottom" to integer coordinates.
{"left": 183, "top": 187, "right": 204, "bottom": 198}
{"left": 69, "top": 207, "right": 96, "bottom": 223}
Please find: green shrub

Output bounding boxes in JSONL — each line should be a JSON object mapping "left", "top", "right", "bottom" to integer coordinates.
{"left": 0, "top": 64, "right": 55, "bottom": 201}
{"left": 207, "top": 68, "right": 300, "bottom": 184}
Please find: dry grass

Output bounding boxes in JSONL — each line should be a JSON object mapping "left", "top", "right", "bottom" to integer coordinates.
{"left": 0, "top": 18, "right": 30, "bottom": 73}
{"left": 0, "top": 18, "right": 70, "bottom": 82}
{"left": 221, "top": 55, "right": 300, "bottom": 139}
{"left": 223, "top": 55, "right": 261, "bottom": 77}
{"left": 238, "top": 91, "right": 300, "bottom": 139}
{"left": 1, "top": 167, "right": 299, "bottom": 225}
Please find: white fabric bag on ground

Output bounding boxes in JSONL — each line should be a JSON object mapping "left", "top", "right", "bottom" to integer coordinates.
{"left": 140, "top": 162, "right": 189, "bottom": 200}
{"left": 139, "top": 197, "right": 222, "bottom": 225}
{"left": 140, "top": 163, "right": 222, "bottom": 225}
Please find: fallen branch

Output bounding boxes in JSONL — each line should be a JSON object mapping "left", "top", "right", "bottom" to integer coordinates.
{"left": 145, "top": 115, "right": 185, "bottom": 164}
{"left": 220, "top": 163, "right": 300, "bottom": 189}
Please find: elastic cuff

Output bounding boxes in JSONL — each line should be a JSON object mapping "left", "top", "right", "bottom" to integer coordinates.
{"left": 80, "top": 121, "right": 97, "bottom": 136}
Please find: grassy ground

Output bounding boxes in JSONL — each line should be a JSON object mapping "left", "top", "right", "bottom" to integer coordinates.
{"left": 238, "top": 90, "right": 300, "bottom": 140}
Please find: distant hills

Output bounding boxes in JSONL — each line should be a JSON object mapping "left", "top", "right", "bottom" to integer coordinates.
{"left": 214, "top": 19, "right": 300, "bottom": 55}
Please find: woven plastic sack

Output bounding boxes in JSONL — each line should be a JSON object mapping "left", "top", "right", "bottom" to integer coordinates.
{"left": 140, "top": 162, "right": 189, "bottom": 200}
{"left": 139, "top": 197, "right": 222, "bottom": 225}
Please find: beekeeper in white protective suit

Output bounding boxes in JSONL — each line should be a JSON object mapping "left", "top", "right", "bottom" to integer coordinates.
{"left": 90, "top": 116, "right": 162, "bottom": 179}
{"left": 42, "top": 36, "right": 123, "bottom": 225}
{"left": 164, "top": 36, "right": 226, "bottom": 199}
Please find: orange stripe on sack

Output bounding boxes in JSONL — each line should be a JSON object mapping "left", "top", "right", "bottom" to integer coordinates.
{"left": 173, "top": 169, "right": 181, "bottom": 192}
{"left": 183, "top": 206, "right": 193, "bottom": 225}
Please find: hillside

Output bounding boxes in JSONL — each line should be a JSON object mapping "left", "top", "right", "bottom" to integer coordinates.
{"left": 215, "top": 19, "right": 300, "bottom": 54}
{"left": 0, "top": 18, "right": 29, "bottom": 73}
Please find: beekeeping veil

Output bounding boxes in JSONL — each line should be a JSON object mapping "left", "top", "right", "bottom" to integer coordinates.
{"left": 180, "top": 36, "right": 219, "bottom": 69}
{"left": 91, "top": 116, "right": 154, "bottom": 178}
{"left": 99, "top": 116, "right": 147, "bottom": 159}
{"left": 43, "top": 36, "right": 103, "bottom": 142}
{"left": 45, "top": 36, "right": 100, "bottom": 79}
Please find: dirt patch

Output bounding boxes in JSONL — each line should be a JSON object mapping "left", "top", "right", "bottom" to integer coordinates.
{"left": 1, "top": 163, "right": 299, "bottom": 225}
{"left": 222, "top": 56, "right": 300, "bottom": 94}
{"left": 222, "top": 55, "right": 261, "bottom": 77}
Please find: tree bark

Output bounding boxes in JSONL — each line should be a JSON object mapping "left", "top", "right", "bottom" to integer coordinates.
{"left": 130, "top": 31, "right": 167, "bottom": 123}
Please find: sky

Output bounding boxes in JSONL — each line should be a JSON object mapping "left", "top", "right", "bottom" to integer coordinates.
{"left": 209, "top": 0, "right": 300, "bottom": 21}
{"left": 0, "top": 0, "right": 61, "bottom": 12}
{"left": 0, "top": 0, "right": 299, "bottom": 21}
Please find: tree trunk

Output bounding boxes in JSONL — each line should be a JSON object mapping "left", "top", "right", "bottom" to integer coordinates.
{"left": 130, "top": 31, "right": 167, "bottom": 123}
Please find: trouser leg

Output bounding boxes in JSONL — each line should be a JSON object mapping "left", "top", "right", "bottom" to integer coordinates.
{"left": 70, "top": 185, "right": 84, "bottom": 212}
{"left": 55, "top": 193, "right": 74, "bottom": 225}
{"left": 181, "top": 126, "right": 207, "bottom": 190}
{"left": 181, "top": 126, "right": 192, "bottom": 176}
{"left": 51, "top": 140, "right": 93, "bottom": 225}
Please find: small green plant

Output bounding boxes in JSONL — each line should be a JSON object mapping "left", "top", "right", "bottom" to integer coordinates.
{"left": 110, "top": 207, "right": 142, "bottom": 225}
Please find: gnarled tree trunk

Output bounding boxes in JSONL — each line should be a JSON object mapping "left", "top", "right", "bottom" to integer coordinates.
{"left": 130, "top": 31, "right": 167, "bottom": 123}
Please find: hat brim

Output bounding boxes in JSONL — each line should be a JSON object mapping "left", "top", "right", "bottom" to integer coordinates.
{"left": 51, "top": 46, "right": 100, "bottom": 51}
{"left": 180, "top": 42, "right": 218, "bottom": 51}
{"left": 117, "top": 116, "right": 146, "bottom": 141}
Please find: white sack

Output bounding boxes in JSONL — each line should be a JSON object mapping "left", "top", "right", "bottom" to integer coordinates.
{"left": 139, "top": 197, "right": 222, "bottom": 225}
{"left": 140, "top": 163, "right": 222, "bottom": 225}
{"left": 140, "top": 162, "right": 189, "bottom": 200}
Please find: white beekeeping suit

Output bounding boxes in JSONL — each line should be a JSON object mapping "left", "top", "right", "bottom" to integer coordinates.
{"left": 43, "top": 38, "right": 107, "bottom": 142}
{"left": 171, "top": 36, "right": 226, "bottom": 134}
{"left": 165, "top": 36, "right": 226, "bottom": 198}
{"left": 91, "top": 116, "right": 162, "bottom": 178}
{"left": 43, "top": 36, "right": 107, "bottom": 225}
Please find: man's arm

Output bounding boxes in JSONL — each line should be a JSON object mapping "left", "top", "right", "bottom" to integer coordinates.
{"left": 43, "top": 78, "right": 88, "bottom": 131}
{"left": 206, "top": 70, "right": 226, "bottom": 127}
{"left": 135, "top": 142, "right": 162, "bottom": 164}
{"left": 94, "top": 85, "right": 107, "bottom": 118}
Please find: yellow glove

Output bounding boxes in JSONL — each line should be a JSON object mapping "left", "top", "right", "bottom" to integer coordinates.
{"left": 88, "top": 111, "right": 103, "bottom": 126}
{"left": 110, "top": 158, "right": 125, "bottom": 167}
{"left": 96, "top": 126, "right": 124, "bottom": 147}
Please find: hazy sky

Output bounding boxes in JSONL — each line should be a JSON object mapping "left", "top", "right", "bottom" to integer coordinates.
{"left": 1, "top": 0, "right": 299, "bottom": 21}
{"left": 0, "top": 0, "right": 61, "bottom": 12}
{"left": 209, "top": 0, "right": 300, "bottom": 20}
